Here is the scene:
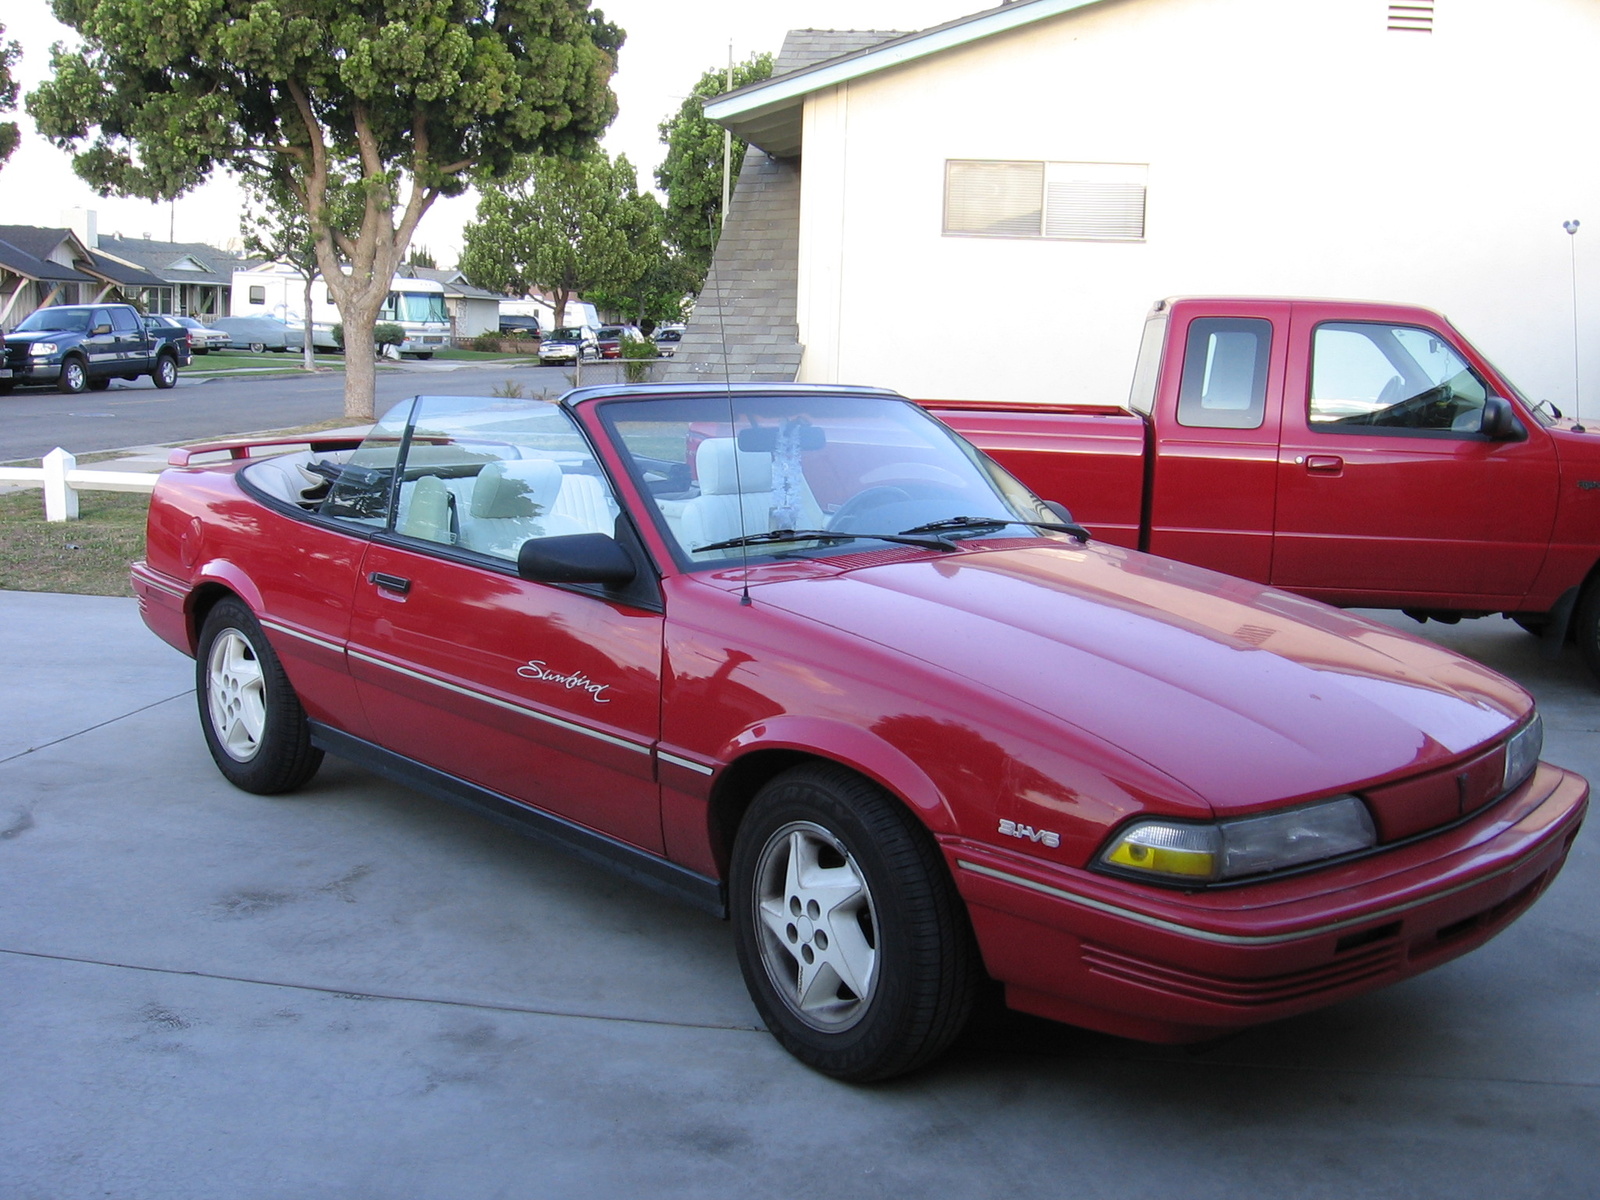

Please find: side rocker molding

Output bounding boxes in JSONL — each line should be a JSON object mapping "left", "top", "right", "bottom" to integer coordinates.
{"left": 309, "top": 722, "right": 727, "bottom": 918}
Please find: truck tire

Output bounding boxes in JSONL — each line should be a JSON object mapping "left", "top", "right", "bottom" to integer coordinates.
{"left": 58, "top": 357, "right": 88, "bottom": 394}
{"left": 152, "top": 354, "right": 178, "bottom": 389}
{"left": 1574, "top": 585, "right": 1600, "bottom": 680}
{"left": 87, "top": 378, "right": 111, "bottom": 392}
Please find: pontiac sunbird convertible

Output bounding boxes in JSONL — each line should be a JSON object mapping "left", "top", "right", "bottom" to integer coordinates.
{"left": 133, "top": 384, "right": 1588, "bottom": 1080}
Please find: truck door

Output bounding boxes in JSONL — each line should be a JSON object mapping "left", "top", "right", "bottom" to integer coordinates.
{"left": 1144, "top": 302, "right": 1289, "bottom": 584}
{"left": 1272, "top": 305, "right": 1558, "bottom": 606}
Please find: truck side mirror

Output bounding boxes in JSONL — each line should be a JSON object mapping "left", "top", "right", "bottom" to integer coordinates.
{"left": 91, "top": 323, "right": 112, "bottom": 335}
{"left": 1481, "top": 396, "right": 1527, "bottom": 442}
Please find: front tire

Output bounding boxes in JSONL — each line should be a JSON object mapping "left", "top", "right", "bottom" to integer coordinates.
{"left": 196, "top": 599, "right": 324, "bottom": 794}
{"left": 58, "top": 357, "right": 87, "bottom": 393}
{"left": 248, "top": 341, "right": 267, "bottom": 354}
{"left": 730, "top": 763, "right": 980, "bottom": 1082}
{"left": 87, "top": 378, "right": 111, "bottom": 392}
{"left": 152, "top": 354, "right": 178, "bottom": 389}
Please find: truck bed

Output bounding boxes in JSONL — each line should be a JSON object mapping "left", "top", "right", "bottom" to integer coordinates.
{"left": 919, "top": 399, "right": 1147, "bottom": 549}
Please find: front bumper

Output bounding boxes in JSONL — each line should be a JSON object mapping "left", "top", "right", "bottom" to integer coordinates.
{"left": 947, "top": 762, "right": 1588, "bottom": 1042}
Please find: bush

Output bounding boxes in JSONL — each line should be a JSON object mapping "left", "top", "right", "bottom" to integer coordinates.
{"left": 472, "top": 331, "right": 505, "bottom": 353}
{"left": 621, "top": 336, "right": 658, "bottom": 382}
{"left": 332, "top": 322, "right": 406, "bottom": 352}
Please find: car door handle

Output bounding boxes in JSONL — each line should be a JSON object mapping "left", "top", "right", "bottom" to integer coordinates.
{"left": 1304, "top": 455, "right": 1344, "bottom": 474}
{"left": 368, "top": 571, "right": 412, "bottom": 594}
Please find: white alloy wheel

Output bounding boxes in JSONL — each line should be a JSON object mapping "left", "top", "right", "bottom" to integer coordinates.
{"left": 206, "top": 629, "right": 267, "bottom": 762}
{"left": 752, "top": 820, "right": 880, "bottom": 1031}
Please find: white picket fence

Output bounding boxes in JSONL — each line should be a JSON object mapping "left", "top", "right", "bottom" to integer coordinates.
{"left": 0, "top": 448, "right": 157, "bottom": 520}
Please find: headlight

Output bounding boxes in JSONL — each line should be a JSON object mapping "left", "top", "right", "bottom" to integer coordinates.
{"left": 29, "top": 342, "right": 59, "bottom": 356}
{"left": 1503, "top": 712, "right": 1543, "bottom": 793}
{"left": 1100, "top": 795, "right": 1376, "bottom": 884}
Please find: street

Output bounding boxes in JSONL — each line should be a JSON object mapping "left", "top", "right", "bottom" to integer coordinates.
{"left": 0, "top": 361, "right": 573, "bottom": 463}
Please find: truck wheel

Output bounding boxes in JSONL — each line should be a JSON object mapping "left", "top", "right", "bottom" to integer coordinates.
{"left": 87, "top": 378, "right": 111, "bottom": 392}
{"left": 58, "top": 357, "right": 88, "bottom": 394}
{"left": 152, "top": 354, "right": 178, "bottom": 389}
{"left": 729, "top": 763, "right": 980, "bottom": 1081}
{"left": 196, "top": 599, "right": 324, "bottom": 794}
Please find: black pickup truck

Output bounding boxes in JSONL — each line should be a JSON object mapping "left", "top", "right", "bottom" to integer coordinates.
{"left": 1, "top": 302, "right": 190, "bottom": 393}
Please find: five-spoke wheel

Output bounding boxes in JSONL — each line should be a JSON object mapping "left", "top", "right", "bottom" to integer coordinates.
{"left": 731, "top": 763, "right": 980, "bottom": 1081}
{"left": 196, "top": 599, "right": 323, "bottom": 794}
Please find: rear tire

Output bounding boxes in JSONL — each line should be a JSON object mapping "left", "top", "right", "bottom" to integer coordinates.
{"left": 152, "top": 354, "right": 178, "bottom": 389}
{"left": 196, "top": 599, "right": 324, "bottom": 794}
{"left": 730, "top": 763, "right": 980, "bottom": 1082}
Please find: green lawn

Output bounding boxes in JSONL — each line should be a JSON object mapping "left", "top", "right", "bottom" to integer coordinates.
{"left": 0, "top": 489, "right": 148, "bottom": 597}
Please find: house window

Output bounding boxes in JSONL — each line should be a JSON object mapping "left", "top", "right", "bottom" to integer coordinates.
{"left": 944, "top": 160, "right": 1147, "bottom": 241}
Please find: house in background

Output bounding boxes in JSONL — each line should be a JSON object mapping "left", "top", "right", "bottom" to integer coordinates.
{"left": 698, "top": 0, "right": 1600, "bottom": 410}
{"left": 0, "top": 224, "right": 168, "bottom": 328}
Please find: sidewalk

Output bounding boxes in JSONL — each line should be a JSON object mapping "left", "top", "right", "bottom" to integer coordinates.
{"left": 1, "top": 590, "right": 1596, "bottom": 1198}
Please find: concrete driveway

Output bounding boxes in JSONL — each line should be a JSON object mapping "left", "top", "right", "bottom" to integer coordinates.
{"left": 2, "top": 591, "right": 1595, "bottom": 1199}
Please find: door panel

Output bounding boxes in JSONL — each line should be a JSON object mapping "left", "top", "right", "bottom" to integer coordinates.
{"left": 348, "top": 544, "right": 665, "bottom": 851}
{"left": 1273, "top": 307, "right": 1558, "bottom": 602}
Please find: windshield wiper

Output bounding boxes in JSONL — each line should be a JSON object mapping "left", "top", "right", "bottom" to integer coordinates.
{"left": 694, "top": 527, "right": 958, "bottom": 554}
{"left": 899, "top": 515, "right": 1091, "bottom": 543}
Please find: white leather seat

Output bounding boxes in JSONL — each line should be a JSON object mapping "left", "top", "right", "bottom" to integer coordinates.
{"left": 460, "top": 459, "right": 567, "bottom": 556}
{"left": 551, "top": 472, "right": 617, "bottom": 534}
{"left": 679, "top": 439, "right": 775, "bottom": 553}
{"left": 398, "top": 474, "right": 453, "bottom": 544}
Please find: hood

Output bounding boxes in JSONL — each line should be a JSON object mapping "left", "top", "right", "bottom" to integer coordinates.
{"left": 3, "top": 330, "right": 71, "bottom": 344}
{"left": 750, "top": 541, "right": 1528, "bottom": 811}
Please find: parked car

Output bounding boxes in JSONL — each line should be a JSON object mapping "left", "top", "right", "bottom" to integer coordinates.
{"left": 2, "top": 303, "right": 186, "bottom": 393}
{"left": 595, "top": 324, "right": 645, "bottom": 359}
{"left": 498, "top": 315, "right": 542, "bottom": 338}
{"left": 537, "top": 326, "right": 598, "bottom": 365}
{"left": 134, "top": 383, "right": 1587, "bottom": 1081}
{"left": 210, "top": 316, "right": 305, "bottom": 353}
{"left": 166, "top": 315, "right": 231, "bottom": 354}
{"left": 652, "top": 323, "right": 685, "bottom": 357}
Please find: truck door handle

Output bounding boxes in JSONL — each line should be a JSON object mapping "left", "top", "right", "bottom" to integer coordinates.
{"left": 368, "top": 571, "right": 412, "bottom": 594}
{"left": 1304, "top": 455, "right": 1344, "bottom": 474}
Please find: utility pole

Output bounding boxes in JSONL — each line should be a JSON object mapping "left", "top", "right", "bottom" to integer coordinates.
{"left": 1566, "top": 219, "right": 1583, "bottom": 431}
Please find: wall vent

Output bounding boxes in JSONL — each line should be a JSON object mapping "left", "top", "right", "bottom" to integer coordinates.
{"left": 1388, "top": 3, "right": 1434, "bottom": 33}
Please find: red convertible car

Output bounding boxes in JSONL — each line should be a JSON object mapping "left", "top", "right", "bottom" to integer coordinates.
{"left": 133, "top": 384, "right": 1587, "bottom": 1081}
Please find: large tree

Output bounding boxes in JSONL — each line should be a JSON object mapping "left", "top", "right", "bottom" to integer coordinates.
{"left": 0, "top": 24, "right": 19, "bottom": 169}
{"left": 460, "top": 150, "right": 651, "bottom": 329}
{"left": 27, "top": 0, "right": 622, "bottom": 420}
{"left": 654, "top": 52, "right": 772, "bottom": 292}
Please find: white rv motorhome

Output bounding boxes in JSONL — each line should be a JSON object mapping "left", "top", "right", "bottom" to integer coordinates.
{"left": 231, "top": 265, "right": 451, "bottom": 357}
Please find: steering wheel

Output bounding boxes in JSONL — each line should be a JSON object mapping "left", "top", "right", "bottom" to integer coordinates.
{"left": 827, "top": 486, "right": 912, "bottom": 532}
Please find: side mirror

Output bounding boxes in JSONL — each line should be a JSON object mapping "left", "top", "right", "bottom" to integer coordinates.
{"left": 1481, "top": 396, "right": 1527, "bottom": 442}
{"left": 518, "top": 533, "right": 637, "bottom": 587}
{"left": 1043, "top": 500, "right": 1078, "bottom": 525}
{"left": 91, "top": 323, "right": 113, "bottom": 335}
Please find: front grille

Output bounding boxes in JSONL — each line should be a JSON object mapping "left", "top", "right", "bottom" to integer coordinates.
{"left": 1080, "top": 939, "right": 1403, "bottom": 1008}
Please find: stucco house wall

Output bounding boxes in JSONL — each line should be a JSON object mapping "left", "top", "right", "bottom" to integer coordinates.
{"left": 785, "top": 0, "right": 1600, "bottom": 409}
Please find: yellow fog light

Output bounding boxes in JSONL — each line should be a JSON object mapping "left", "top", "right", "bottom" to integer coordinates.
{"left": 1101, "top": 823, "right": 1220, "bottom": 881}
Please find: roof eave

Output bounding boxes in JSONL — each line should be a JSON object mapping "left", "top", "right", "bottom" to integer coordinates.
{"left": 705, "top": 0, "right": 1105, "bottom": 154}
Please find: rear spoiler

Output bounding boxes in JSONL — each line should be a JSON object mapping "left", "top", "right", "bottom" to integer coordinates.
{"left": 167, "top": 434, "right": 367, "bottom": 467}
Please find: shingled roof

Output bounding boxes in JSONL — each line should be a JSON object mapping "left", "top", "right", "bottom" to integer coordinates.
{"left": 662, "top": 29, "right": 903, "bottom": 383}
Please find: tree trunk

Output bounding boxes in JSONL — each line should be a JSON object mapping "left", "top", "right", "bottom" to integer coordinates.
{"left": 337, "top": 289, "right": 386, "bottom": 421}
{"left": 301, "top": 274, "right": 316, "bottom": 372}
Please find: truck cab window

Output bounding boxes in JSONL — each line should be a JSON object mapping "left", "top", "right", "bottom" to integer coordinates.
{"left": 1310, "top": 322, "right": 1489, "bottom": 435}
{"left": 1176, "top": 318, "right": 1270, "bottom": 429}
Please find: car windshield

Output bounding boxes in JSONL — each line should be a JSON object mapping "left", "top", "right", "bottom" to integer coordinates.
{"left": 602, "top": 390, "right": 1062, "bottom": 567}
{"left": 654, "top": 329, "right": 682, "bottom": 341}
{"left": 548, "top": 328, "right": 586, "bottom": 343}
{"left": 16, "top": 307, "right": 91, "bottom": 333}
{"left": 598, "top": 328, "right": 625, "bottom": 339}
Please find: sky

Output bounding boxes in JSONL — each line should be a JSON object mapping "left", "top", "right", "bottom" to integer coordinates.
{"left": 1, "top": 0, "right": 981, "bottom": 264}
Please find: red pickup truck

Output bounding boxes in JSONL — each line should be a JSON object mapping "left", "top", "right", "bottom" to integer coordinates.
{"left": 930, "top": 297, "right": 1600, "bottom": 674}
